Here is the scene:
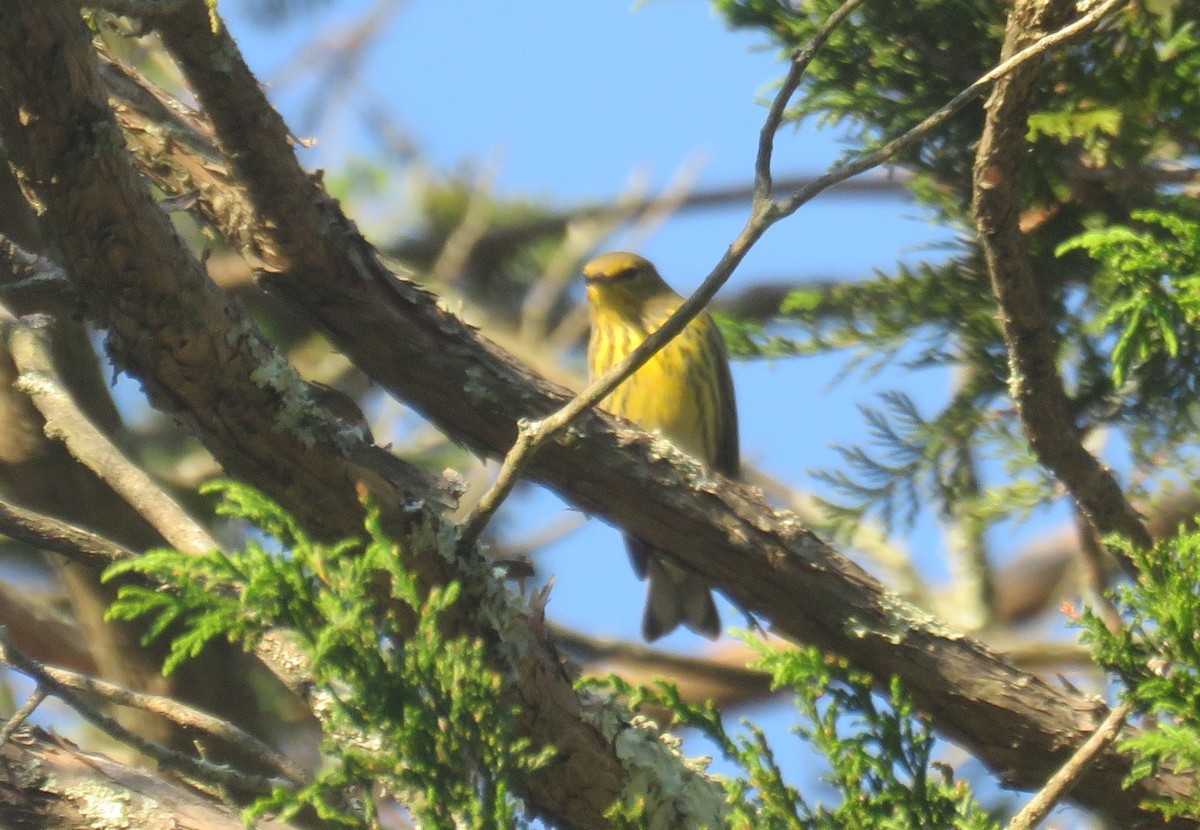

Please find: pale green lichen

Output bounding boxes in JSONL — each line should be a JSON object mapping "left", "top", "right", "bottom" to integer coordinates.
{"left": 66, "top": 777, "right": 141, "bottom": 827}
{"left": 575, "top": 692, "right": 728, "bottom": 829}
{"left": 463, "top": 365, "right": 495, "bottom": 403}
{"left": 248, "top": 352, "right": 319, "bottom": 447}
{"left": 7, "top": 751, "right": 47, "bottom": 790}
{"left": 867, "top": 589, "right": 967, "bottom": 644}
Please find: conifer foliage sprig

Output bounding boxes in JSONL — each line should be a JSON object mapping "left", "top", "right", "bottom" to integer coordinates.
{"left": 586, "top": 637, "right": 996, "bottom": 829}
{"left": 105, "top": 481, "right": 549, "bottom": 829}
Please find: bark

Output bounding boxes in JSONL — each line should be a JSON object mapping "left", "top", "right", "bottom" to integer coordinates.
{"left": 0, "top": 726, "right": 296, "bottom": 830}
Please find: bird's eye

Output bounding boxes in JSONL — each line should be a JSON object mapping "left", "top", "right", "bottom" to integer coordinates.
{"left": 609, "top": 267, "right": 638, "bottom": 282}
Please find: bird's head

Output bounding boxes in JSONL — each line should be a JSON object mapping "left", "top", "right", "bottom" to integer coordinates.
{"left": 582, "top": 252, "right": 673, "bottom": 317}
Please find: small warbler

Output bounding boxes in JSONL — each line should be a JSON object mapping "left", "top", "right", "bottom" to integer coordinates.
{"left": 583, "top": 251, "right": 739, "bottom": 641}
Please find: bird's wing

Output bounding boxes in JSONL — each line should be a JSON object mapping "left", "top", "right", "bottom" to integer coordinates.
{"left": 707, "top": 316, "right": 740, "bottom": 477}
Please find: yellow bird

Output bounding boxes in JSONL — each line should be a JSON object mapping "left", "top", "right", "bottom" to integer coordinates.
{"left": 583, "top": 251, "right": 739, "bottom": 641}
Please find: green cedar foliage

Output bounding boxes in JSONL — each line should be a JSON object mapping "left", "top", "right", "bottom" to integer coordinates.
{"left": 587, "top": 638, "right": 997, "bottom": 830}
{"left": 103, "top": 481, "right": 549, "bottom": 829}
{"left": 1079, "top": 530, "right": 1200, "bottom": 821}
{"left": 1059, "top": 205, "right": 1200, "bottom": 449}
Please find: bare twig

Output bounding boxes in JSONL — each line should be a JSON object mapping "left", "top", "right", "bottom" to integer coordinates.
{"left": 520, "top": 172, "right": 654, "bottom": 343}
{"left": 1005, "top": 700, "right": 1134, "bottom": 830}
{"left": 527, "top": 161, "right": 707, "bottom": 349}
{"left": 392, "top": 170, "right": 911, "bottom": 265}
{"left": 622, "top": 156, "right": 708, "bottom": 251}
{"left": 1074, "top": 506, "right": 1124, "bottom": 633}
{"left": 6, "top": 316, "right": 220, "bottom": 556}
{"left": 0, "top": 495, "right": 135, "bottom": 567}
{"left": 272, "top": 0, "right": 411, "bottom": 134}
{"left": 755, "top": 0, "right": 867, "bottom": 197}
{"left": 551, "top": 624, "right": 774, "bottom": 708}
{"left": 776, "top": 0, "right": 1131, "bottom": 221}
{"left": 996, "top": 640, "right": 1097, "bottom": 671}
{"left": 32, "top": 659, "right": 307, "bottom": 784}
{"left": 458, "top": 420, "right": 539, "bottom": 547}
{"left": 0, "top": 685, "right": 48, "bottom": 746}
{"left": 746, "top": 467, "right": 932, "bottom": 608}
{"left": 0, "top": 631, "right": 287, "bottom": 795}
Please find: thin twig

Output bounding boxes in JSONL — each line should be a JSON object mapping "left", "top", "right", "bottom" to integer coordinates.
{"left": 0, "top": 496, "right": 136, "bottom": 567}
{"left": 520, "top": 172, "right": 654, "bottom": 343}
{"left": 393, "top": 171, "right": 910, "bottom": 265}
{"left": 459, "top": 420, "right": 537, "bottom": 547}
{"left": 457, "top": 0, "right": 1128, "bottom": 550}
{"left": 623, "top": 155, "right": 708, "bottom": 251}
{"left": 34, "top": 660, "right": 307, "bottom": 784}
{"left": 1004, "top": 700, "right": 1134, "bottom": 830}
{"left": 0, "top": 630, "right": 288, "bottom": 795}
{"left": 0, "top": 686, "right": 48, "bottom": 746}
{"left": 521, "top": 222, "right": 611, "bottom": 343}
{"left": 6, "top": 316, "right": 220, "bottom": 556}
{"left": 1074, "top": 506, "right": 1124, "bottom": 633}
{"left": 550, "top": 624, "right": 776, "bottom": 709}
{"left": 755, "top": 0, "right": 868, "bottom": 197}
{"left": 519, "top": 160, "right": 705, "bottom": 347}
{"left": 746, "top": 467, "right": 932, "bottom": 607}
{"left": 278, "top": 0, "right": 412, "bottom": 135}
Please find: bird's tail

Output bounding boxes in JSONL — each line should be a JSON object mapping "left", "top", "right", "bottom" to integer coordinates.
{"left": 626, "top": 535, "right": 720, "bottom": 642}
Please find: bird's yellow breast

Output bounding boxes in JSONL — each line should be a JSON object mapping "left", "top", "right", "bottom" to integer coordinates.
{"left": 587, "top": 305, "right": 721, "bottom": 464}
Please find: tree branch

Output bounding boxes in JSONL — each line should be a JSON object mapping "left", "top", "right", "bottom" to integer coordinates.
{"left": 20, "top": 652, "right": 307, "bottom": 784}
{"left": 971, "top": 0, "right": 1150, "bottom": 558}
{"left": 0, "top": 725, "right": 300, "bottom": 829}
{"left": 0, "top": 495, "right": 134, "bottom": 567}
{"left": 0, "top": 631, "right": 286, "bottom": 796}
{"left": 8, "top": 316, "right": 220, "bottom": 556}
{"left": 1006, "top": 701, "right": 1135, "bottom": 830}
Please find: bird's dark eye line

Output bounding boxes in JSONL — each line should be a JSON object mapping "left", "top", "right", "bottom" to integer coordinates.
{"left": 584, "top": 266, "right": 640, "bottom": 285}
